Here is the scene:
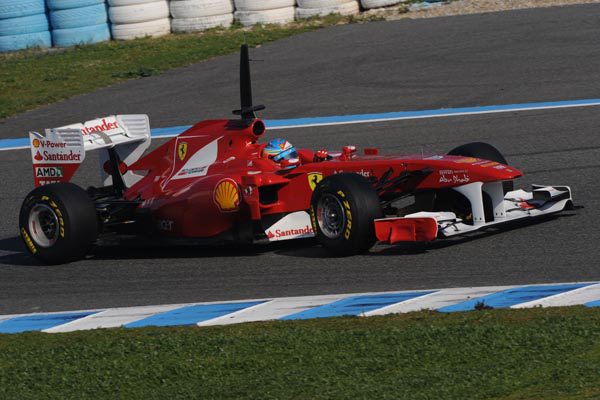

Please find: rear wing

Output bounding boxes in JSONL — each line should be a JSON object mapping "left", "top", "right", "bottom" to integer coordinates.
{"left": 29, "top": 115, "right": 151, "bottom": 187}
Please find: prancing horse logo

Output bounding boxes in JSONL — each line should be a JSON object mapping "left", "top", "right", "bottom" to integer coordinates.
{"left": 307, "top": 172, "right": 323, "bottom": 191}
{"left": 177, "top": 142, "right": 188, "bottom": 161}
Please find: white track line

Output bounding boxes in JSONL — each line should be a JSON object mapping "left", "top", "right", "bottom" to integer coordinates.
{"left": 511, "top": 283, "right": 600, "bottom": 309}
{"left": 364, "top": 286, "right": 515, "bottom": 316}
{"left": 196, "top": 294, "right": 349, "bottom": 327}
{"left": 44, "top": 304, "right": 183, "bottom": 333}
{"left": 1, "top": 282, "right": 598, "bottom": 334}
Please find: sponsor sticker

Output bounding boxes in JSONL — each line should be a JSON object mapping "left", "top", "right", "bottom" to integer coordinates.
{"left": 30, "top": 131, "right": 84, "bottom": 166}
{"left": 178, "top": 142, "right": 188, "bottom": 161}
{"left": 34, "top": 150, "right": 82, "bottom": 163}
{"left": 35, "top": 166, "right": 63, "bottom": 178}
{"left": 480, "top": 161, "right": 499, "bottom": 168}
{"left": 265, "top": 211, "right": 315, "bottom": 241}
{"left": 343, "top": 199, "right": 352, "bottom": 240}
{"left": 310, "top": 205, "right": 317, "bottom": 233}
{"left": 157, "top": 220, "right": 174, "bottom": 231}
{"left": 80, "top": 117, "right": 120, "bottom": 136}
{"left": 454, "top": 157, "right": 479, "bottom": 164}
{"left": 333, "top": 190, "right": 353, "bottom": 240}
{"left": 267, "top": 225, "right": 314, "bottom": 239}
{"left": 333, "top": 169, "right": 371, "bottom": 178}
{"left": 213, "top": 178, "right": 240, "bottom": 212}
{"left": 308, "top": 172, "right": 323, "bottom": 191}
{"left": 439, "top": 169, "right": 470, "bottom": 184}
{"left": 170, "top": 137, "right": 220, "bottom": 182}
{"left": 177, "top": 166, "right": 207, "bottom": 177}
{"left": 21, "top": 228, "right": 37, "bottom": 254}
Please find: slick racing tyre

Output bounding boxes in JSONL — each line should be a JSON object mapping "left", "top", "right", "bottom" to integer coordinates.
{"left": 171, "top": 13, "right": 233, "bottom": 32}
{"left": 448, "top": 141, "right": 514, "bottom": 193}
{"left": 108, "top": 0, "right": 159, "bottom": 5}
{"left": 111, "top": 18, "right": 170, "bottom": 40}
{"left": 310, "top": 173, "right": 383, "bottom": 256}
{"left": 49, "top": 3, "right": 108, "bottom": 30}
{"left": 46, "top": 0, "right": 104, "bottom": 10}
{"left": 234, "top": 0, "right": 295, "bottom": 11}
{"left": 108, "top": 0, "right": 169, "bottom": 24}
{"left": 169, "top": 0, "right": 234, "bottom": 19}
{"left": 0, "top": 13, "right": 49, "bottom": 36}
{"left": 360, "top": 0, "right": 403, "bottom": 9}
{"left": 295, "top": 1, "right": 359, "bottom": 18}
{"left": 234, "top": 7, "right": 295, "bottom": 27}
{"left": 19, "top": 183, "right": 98, "bottom": 264}
{"left": 0, "top": 0, "right": 45, "bottom": 19}
{"left": 52, "top": 23, "right": 110, "bottom": 47}
{"left": 297, "top": 0, "right": 352, "bottom": 8}
{"left": 0, "top": 31, "right": 51, "bottom": 52}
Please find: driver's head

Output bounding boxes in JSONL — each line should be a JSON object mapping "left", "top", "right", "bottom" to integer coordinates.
{"left": 263, "top": 138, "right": 299, "bottom": 168}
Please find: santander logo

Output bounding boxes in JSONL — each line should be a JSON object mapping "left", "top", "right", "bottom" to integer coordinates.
{"left": 81, "top": 118, "right": 119, "bottom": 135}
{"left": 267, "top": 225, "right": 314, "bottom": 239}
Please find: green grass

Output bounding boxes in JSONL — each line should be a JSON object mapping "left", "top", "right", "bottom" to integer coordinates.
{"left": 0, "top": 14, "right": 389, "bottom": 120}
{"left": 1, "top": 307, "right": 600, "bottom": 399}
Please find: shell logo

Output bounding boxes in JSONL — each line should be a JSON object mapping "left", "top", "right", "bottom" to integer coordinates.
{"left": 214, "top": 178, "right": 240, "bottom": 212}
{"left": 454, "top": 157, "right": 479, "bottom": 164}
{"left": 32, "top": 139, "right": 40, "bottom": 148}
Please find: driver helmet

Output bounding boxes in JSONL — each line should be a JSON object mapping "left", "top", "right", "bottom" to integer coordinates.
{"left": 263, "top": 138, "right": 299, "bottom": 169}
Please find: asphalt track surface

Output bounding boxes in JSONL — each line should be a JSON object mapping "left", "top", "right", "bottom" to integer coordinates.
{"left": 1, "top": 5, "right": 600, "bottom": 314}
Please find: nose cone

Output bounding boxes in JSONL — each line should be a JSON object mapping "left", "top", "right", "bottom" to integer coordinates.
{"left": 445, "top": 155, "right": 522, "bottom": 180}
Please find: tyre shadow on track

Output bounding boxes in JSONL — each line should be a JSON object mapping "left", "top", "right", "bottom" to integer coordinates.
{"left": 0, "top": 214, "right": 576, "bottom": 265}
{"left": 0, "top": 236, "right": 321, "bottom": 265}
{"left": 0, "top": 236, "right": 42, "bottom": 266}
{"left": 85, "top": 239, "right": 319, "bottom": 261}
{"left": 275, "top": 214, "right": 576, "bottom": 258}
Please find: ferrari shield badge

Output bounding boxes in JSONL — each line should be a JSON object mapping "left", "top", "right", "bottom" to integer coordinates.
{"left": 177, "top": 142, "right": 188, "bottom": 161}
{"left": 307, "top": 172, "right": 323, "bottom": 191}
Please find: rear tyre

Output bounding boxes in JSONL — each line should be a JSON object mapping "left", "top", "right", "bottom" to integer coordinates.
{"left": 448, "top": 141, "right": 513, "bottom": 192}
{"left": 310, "top": 173, "right": 383, "bottom": 256}
{"left": 19, "top": 183, "right": 98, "bottom": 264}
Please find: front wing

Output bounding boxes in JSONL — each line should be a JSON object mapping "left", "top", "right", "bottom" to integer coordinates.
{"left": 375, "top": 183, "right": 573, "bottom": 244}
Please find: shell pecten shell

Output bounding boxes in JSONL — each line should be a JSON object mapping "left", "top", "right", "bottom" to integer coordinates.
{"left": 214, "top": 179, "right": 240, "bottom": 212}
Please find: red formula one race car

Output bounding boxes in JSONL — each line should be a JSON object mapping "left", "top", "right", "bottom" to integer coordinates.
{"left": 19, "top": 46, "right": 574, "bottom": 264}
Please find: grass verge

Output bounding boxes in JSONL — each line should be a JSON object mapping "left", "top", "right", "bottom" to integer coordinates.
{"left": 1, "top": 307, "right": 599, "bottom": 399}
{"left": 0, "top": 14, "right": 386, "bottom": 120}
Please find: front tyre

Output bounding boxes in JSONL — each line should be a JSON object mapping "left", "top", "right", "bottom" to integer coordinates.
{"left": 310, "top": 173, "right": 383, "bottom": 256}
{"left": 19, "top": 183, "right": 98, "bottom": 264}
{"left": 448, "top": 141, "right": 514, "bottom": 192}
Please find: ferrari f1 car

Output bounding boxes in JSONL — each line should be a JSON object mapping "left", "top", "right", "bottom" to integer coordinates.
{"left": 20, "top": 45, "right": 574, "bottom": 264}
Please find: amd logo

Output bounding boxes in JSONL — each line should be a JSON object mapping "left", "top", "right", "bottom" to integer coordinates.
{"left": 35, "top": 166, "right": 63, "bottom": 178}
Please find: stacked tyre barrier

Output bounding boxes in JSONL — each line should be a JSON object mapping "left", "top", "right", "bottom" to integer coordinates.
{"left": 0, "top": 0, "right": 51, "bottom": 52}
{"left": 0, "top": 0, "right": 432, "bottom": 52}
{"left": 48, "top": 0, "right": 110, "bottom": 48}
{"left": 296, "top": 0, "right": 360, "bottom": 19}
{"left": 170, "top": 0, "right": 233, "bottom": 33}
{"left": 234, "top": 0, "right": 295, "bottom": 27}
{"left": 109, "top": 0, "right": 171, "bottom": 40}
{"left": 360, "top": 0, "right": 403, "bottom": 9}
